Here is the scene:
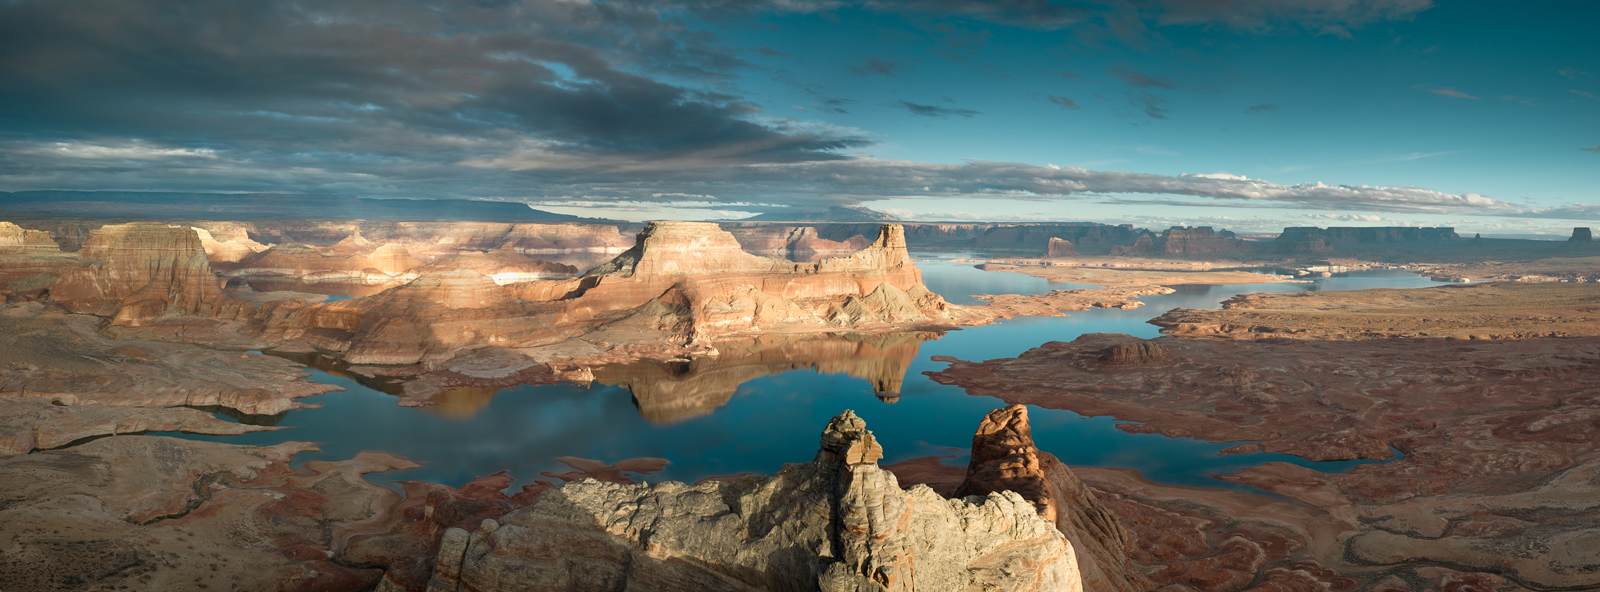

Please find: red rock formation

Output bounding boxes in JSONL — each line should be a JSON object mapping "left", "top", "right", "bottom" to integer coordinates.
{"left": 954, "top": 405, "right": 1148, "bottom": 592}
{"left": 975, "top": 224, "right": 1141, "bottom": 254}
{"left": 1046, "top": 236, "right": 1077, "bottom": 258}
{"left": 51, "top": 222, "right": 248, "bottom": 325}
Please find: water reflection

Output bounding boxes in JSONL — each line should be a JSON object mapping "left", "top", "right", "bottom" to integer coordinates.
{"left": 592, "top": 332, "right": 940, "bottom": 423}
{"left": 175, "top": 262, "right": 1446, "bottom": 494}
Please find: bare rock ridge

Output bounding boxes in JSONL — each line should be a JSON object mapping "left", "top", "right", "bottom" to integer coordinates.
{"left": 955, "top": 405, "right": 1148, "bottom": 592}
{"left": 406, "top": 410, "right": 1082, "bottom": 592}
{"left": 255, "top": 222, "right": 974, "bottom": 365}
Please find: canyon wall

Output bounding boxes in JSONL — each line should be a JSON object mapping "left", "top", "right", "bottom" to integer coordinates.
{"left": 51, "top": 222, "right": 250, "bottom": 325}
{"left": 1273, "top": 226, "right": 1459, "bottom": 253}
{"left": 975, "top": 224, "right": 1141, "bottom": 254}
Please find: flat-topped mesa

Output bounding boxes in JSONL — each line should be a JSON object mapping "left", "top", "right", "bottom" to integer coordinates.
{"left": 51, "top": 222, "right": 247, "bottom": 324}
{"left": 1276, "top": 226, "right": 1459, "bottom": 245}
{"left": 411, "top": 409, "right": 1081, "bottom": 592}
{"left": 0, "top": 221, "right": 61, "bottom": 251}
{"left": 1562, "top": 227, "right": 1597, "bottom": 252}
{"left": 956, "top": 405, "right": 1147, "bottom": 592}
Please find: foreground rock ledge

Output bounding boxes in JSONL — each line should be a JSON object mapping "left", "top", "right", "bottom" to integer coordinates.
{"left": 399, "top": 410, "right": 1084, "bottom": 592}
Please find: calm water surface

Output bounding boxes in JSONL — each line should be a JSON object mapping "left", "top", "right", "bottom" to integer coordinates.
{"left": 178, "top": 259, "right": 1442, "bottom": 493}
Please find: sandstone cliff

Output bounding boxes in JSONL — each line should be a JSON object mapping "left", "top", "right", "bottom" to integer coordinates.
{"left": 1046, "top": 237, "right": 1077, "bottom": 258}
{"left": 407, "top": 410, "right": 1081, "bottom": 592}
{"left": 0, "top": 221, "right": 59, "bottom": 251}
{"left": 51, "top": 222, "right": 249, "bottom": 325}
{"left": 256, "top": 222, "right": 975, "bottom": 365}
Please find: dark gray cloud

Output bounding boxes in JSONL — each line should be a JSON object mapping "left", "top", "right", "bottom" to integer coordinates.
{"left": 850, "top": 57, "right": 902, "bottom": 77}
{"left": 1585, "top": 146, "right": 1600, "bottom": 153}
{"left": 1246, "top": 103, "right": 1279, "bottom": 114}
{"left": 1045, "top": 95, "right": 1082, "bottom": 109}
{"left": 0, "top": 0, "right": 866, "bottom": 189}
{"left": 1116, "top": 92, "right": 1171, "bottom": 121}
{"left": 1109, "top": 66, "right": 1180, "bottom": 89}
{"left": 896, "top": 101, "right": 980, "bottom": 118}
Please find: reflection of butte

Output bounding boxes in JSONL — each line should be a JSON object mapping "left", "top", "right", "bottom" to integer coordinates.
{"left": 591, "top": 331, "right": 939, "bottom": 424}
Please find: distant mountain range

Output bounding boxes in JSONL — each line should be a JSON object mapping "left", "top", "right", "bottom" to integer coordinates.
{"left": 0, "top": 191, "right": 611, "bottom": 223}
{"left": 737, "top": 205, "right": 902, "bottom": 223}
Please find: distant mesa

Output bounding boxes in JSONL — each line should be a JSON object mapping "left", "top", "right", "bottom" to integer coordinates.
{"left": 1562, "top": 227, "right": 1597, "bottom": 252}
{"left": 0, "top": 190, "right": 607, "bottom": 223}
{"left": 739, "top": 204, "right": 901, "bottom": 222}
{"left": 1108, "top": 226, "right": 1252, "bottom": 258}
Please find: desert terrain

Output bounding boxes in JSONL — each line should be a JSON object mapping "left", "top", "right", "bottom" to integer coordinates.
{"left": 4, "top": 205, "right": 1599, "bottom": 591}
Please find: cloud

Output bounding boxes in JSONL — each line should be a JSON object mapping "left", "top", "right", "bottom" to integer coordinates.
{"left": 849, "top": 57, "right": 901, "bottom": 77}
{"left": 1362, "top": 150, "right": 1465, "bottom": 164}
{"left": 1304, "top": 213, "right": 1392, "bottom": 222}
{"left": 1574, "top": 90, "right": 1600, "bottom": 101}
{"left": 1109, "top": 65, "right": 1180, "bottom": 89}
{"left": 1137, "top": 146, "right": 1182, "bottom": 157}
{"left": 1558, "top": 68, "right": 1589, "bottom": 79}
{"left": 1045, "top": 95, "right": 1081, "bottom": 109}
{"left": 1428, "top": 87, "right": 1479, "bottom": 99}
{"left": 1496, "top": 204, "right": 1600, "bottom": 220}
{"left": 1056, "top": 71, "right": 1082, "bottom": 80}
{"left": 1245, "top": 103, "right": 1278, "bottom": 114}
{"left": 0, "top": 0, "right": 867, "bottom": 189}
{"left": 1118, "top": 92, "right": 1171, "bottom": 121}
{"left": 1152, "top": 0, "right": 1435, "bottom": 32}
{"left": 895, "top": 101, "right": 980, "bottom": 118}
{"left": 1585, "top": 146, "right": 1600, "bottom": 154}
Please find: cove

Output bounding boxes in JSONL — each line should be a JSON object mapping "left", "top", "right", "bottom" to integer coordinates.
{"left": 175, "top": 260, "right": 1442, "bottom": 494}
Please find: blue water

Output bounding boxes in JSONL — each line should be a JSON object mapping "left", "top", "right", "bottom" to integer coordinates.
{"left": 179, "top": 262, "right": 1442, "bottom": 492}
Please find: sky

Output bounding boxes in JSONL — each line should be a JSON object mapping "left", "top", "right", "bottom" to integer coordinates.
{"left": 0, "top": 0, "right": 1595, "bottom": 235}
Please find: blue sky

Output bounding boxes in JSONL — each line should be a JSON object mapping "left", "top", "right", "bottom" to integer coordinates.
{"left": 0, "top": 0, "right": 1595, "bottom": 234}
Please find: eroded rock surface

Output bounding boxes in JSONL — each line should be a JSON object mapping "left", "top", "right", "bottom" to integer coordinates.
{"left": 408, "top": 410, "right": 1081, "bottom": 592}
{"left": 0, "top": 436, "right": 418, "bottom": 592}
{"left": 929, "top": 332, "right": 1600, "bottom": 590}
{"left": 1153, "top": 282, "right": 1600, "bottom": 340}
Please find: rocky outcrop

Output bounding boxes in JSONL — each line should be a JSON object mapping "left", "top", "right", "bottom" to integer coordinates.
{"left": 51, "top": 222, "right": 249, "bottom": 325}
{"left": 192, "top": 224, "right": 269, "bottom": 263}
{"left": 0, "top": 221, "right": 59, "bottom": 251}
{"left": 1098, "top": 341, "right": 1171, "bottom": 366}
{"left": 256, "top": 223, "right": 976, "bottom": 365}
{"left": 1046, "top": 237, "right": 1077, "bottom": 258}
{"left": 411, "top": 410, "right": 1081, "bottom": 592}
{"left": 955, "top": 405, "right": 1147, "bottom": 592}
{"left": 1107, "top": 233, "right": 1155, "bottom": 256}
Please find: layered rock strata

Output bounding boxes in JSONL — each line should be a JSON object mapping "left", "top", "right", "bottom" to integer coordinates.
{"left": 0, "top": 302, "right": 336, "bottom": 454}
{"left": 253, "top": 222, "right": 978, "bottom": 365}
{"left": 409, "top": 410, "right": 1081, "bottom": 592}
{"left": 0, "top": 220, "right": 60, "bottom": 250}
{"left": 975, "top": 224, "right": 1140, "bottom": 255}
{"left": 51, "top": 222, "right": 250, "bottom": 325}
